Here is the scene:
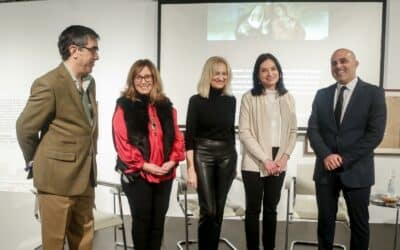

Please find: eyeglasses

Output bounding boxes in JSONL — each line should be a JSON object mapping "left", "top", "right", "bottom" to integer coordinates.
{"left": 135, "top": 75, "right": 153, "bottom": 82}
{"left": 80, "top": 46, "right": 99, "bottom": 54}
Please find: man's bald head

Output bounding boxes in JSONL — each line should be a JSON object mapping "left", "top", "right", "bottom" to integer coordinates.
{"left": 330, "top": 48, "right": 359, "bottom": 85}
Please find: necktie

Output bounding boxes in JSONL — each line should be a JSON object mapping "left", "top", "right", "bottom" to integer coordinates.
{"left": 334, "top": 86, "right": 346, "bottom": 128}
{"left": 78, "top": 82, "right": 84, "bottom": 95}
{"left": 78, "top": 83, "right": 93, "bottom": 125}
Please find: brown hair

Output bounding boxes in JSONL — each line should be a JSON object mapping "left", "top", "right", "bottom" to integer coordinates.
{"left": 122, "top": 59, "right": 167, "bottom": 103}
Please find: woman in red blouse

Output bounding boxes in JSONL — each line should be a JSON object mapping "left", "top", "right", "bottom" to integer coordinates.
{"left": 112, "top": 59, "right": 185, "bottom": 250}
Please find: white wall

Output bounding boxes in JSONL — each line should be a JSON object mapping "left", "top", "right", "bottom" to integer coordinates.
{"left": 0, "top": 0, "right": 158, "bottom": 189}
{"left": 384, "top": 0, "right": 400, "bottom": 89}
{"left": 0, "top": 0, "right": 399, "bottom": 224}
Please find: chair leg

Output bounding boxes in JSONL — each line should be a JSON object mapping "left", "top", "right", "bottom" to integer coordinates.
{"left": 177, "top": 186, "right": 192, "bottom": 250}
{"left": 115, "top": 224, "right": 134, "bottom": 249}
{"left": 177, "top": 237, "right": 237, "bottom": 250}
{"left": 219, "top": 237, "right": 237, "bottom": 250}
{"left": 184, "top": 188, "right": 189, "bottom": 249}
{"left": 177, "top": 239, "right": 198, "bottom": 250}
{"left": 288, "top": 220, "right": 347, "bottom": 250}
{"left": 117, "top": 191, "right": 128, "bottom": 250}
{"left": 285, "top": 185, "right": 291, "bottom": 250}
{"left": 116, "top": 241, "right": 134, "bottom": 249}
{"left": 291, "top": 240, "right": 346, "bottom": 250}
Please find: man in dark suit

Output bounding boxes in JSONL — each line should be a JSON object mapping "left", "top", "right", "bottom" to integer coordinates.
{"left": 307, "top": 48, "right": 387, "bottom": 250}
{"left": 16, "top": 25, "right": 99, "bottom": 250}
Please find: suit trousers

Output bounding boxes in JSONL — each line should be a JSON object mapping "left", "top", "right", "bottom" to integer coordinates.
{"left": 37, "top": 184, "right": 94, "bottom": 250}
{"left": 194, "top": 138, "right": 237, "bottom": 250}
{"left": 242, "top": 147, "right": 285, "bottom": 250}
{"left": 316, "top": 176, "right": 371, "bottom": 250}
{"left": 122, "top": 176, "right": 173, "bottom": 250}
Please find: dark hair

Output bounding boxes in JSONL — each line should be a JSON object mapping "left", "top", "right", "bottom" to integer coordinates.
{"left": 251, "top": 53, "right": 288, "bottom": 96}
{"left": 58, "top": 25, "right": 100, "bottom": 61}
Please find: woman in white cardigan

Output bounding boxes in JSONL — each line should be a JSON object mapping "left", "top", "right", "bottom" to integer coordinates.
{"left": 239, "top": 53, "right": 297, "bottom": 250}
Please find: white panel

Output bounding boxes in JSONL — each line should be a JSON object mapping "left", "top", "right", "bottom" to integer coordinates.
{"left": 160, "top": 2, "right": 383, "bottom": 127}
{"left": 0, "top": 0, "right": 157, "bottom": 189}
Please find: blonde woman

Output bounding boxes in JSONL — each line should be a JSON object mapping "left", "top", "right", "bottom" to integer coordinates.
{"left": 185, "top": 56, "right": 237, "bottom": 250}
{"left": 112, "top": 59, "right": 185, "bottom": 250}
{"left": 239, "top": 53, "right": 297, "bottom": 250}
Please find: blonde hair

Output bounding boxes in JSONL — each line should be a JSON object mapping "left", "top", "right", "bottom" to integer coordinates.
{"left": 197, "top": 56, "right": 232, "bottom": 98}
{"left": 122, "top": 59, "right": 167, "bottom": 103}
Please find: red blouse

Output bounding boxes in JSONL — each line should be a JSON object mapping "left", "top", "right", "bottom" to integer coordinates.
{"left": 112, "top": 104, "right": 185, "bottom": 183}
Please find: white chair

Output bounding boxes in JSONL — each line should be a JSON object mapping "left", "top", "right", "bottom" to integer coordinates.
{"left": 176, "top": 165, "right": 244, "bottom": 250}
{"left": 284, "top": 163, "right": 349, "bottom": 250}
{"left": 96, "top": 180, "right": 130, "bottom": 250}
{"left": 32, "top": 180, "right": 129, "bottom": 250}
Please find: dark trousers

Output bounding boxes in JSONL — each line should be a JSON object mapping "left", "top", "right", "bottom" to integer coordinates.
{"left": 316, "top": 177, "right": 371, "bottom": 250}
{"left": 194, "top": 138, "right": 237, "bottom": 250}
{"left": 122, "top": 176, "right": 173, "bottom": 250}
{"left": 242, "top": 147, "right": 284, "bottom": 250}
{"left": 242, "top": 171, "right": 285, "bottom": 250}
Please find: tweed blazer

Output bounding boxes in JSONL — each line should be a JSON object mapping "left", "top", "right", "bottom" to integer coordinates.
{"left": 239, "top": 91, "right": 297, "bottom": 177}
{"left": 16, "top": 63, "right": 98, "bottom": 196}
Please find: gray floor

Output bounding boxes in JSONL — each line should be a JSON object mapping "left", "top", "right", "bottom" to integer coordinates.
{"left": 6, "top": 191, "right": 398, "bottom": 250}
{"left": 92, "top": 216, "right": 399, "bottom": 250}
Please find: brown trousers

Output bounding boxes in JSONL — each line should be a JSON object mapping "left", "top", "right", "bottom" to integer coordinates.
{"left": 38, "top": 185, "right": 94, "bottom": 250}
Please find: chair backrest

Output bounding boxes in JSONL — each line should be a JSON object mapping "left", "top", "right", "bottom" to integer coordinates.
{"left": 292, "top": 163, "right": 349, "bottom": 222}
{"left": 93, "top": 210, "right": 123, "bottom": 231}
{"left": 296, "top": 163, "right": 316, "bottom": 195}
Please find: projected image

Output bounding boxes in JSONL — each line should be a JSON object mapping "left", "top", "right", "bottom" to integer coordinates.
{"left": 208, "top": 3, "right": 329, "bottom": 41}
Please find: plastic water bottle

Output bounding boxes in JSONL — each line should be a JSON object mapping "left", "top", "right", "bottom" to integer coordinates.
{"left": 387, "top": 169, "right": 396, "bottom": 197}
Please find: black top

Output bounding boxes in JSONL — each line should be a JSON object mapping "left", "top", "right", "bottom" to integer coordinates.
{"left": 185, "top": 87, "right": 236, "bottom": 150}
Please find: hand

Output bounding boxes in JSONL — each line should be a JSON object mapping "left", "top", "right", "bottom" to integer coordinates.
{"left": 264, "top": 159, "right": 279, "bottom": 175}
{"left": 187, "top": 166, "right": 197, "bottom": 189}
{"left": 25, "top": 160, "right": 34, "bottom": 172}
{"left": 275, "top": 154, "right": 289, "bottom": 173}
{"left": 143, "top": 162, "right": 168, "bottom": 176}
{"left": 161, "top": 161, "right": 176, "bottom": 172}
{"left": 323, "top": 154, "right": 343, "bottom": 171}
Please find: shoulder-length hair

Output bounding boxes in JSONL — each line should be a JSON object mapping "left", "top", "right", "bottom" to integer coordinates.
{"left": 197, "top": 56, "right": 232, "bottom": 98}
{"left": 122, "top": 59, "right": 167, "bottom": 103}
{"left": 251, "top": 53, "right": 288, "bottom": 96}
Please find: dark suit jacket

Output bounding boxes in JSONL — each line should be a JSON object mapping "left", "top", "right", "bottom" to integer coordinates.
{"left": 16, "top": 63, "right": 98, "bottom": 196}
{"left": 307, "top": 78, "right": 386, "bottom": 188}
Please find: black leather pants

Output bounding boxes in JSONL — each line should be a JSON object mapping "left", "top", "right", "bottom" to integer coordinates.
{"left": 194, "top": 138, "right": 237, "bottom": 250}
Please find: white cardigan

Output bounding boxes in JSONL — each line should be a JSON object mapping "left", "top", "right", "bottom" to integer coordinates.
{"left": 239, "top": 91, "right": 297, "bottom": 177}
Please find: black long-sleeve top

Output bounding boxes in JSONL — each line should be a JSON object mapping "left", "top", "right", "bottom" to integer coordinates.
{"left": 185, "top": 87, "right": 236, "bottom": 150}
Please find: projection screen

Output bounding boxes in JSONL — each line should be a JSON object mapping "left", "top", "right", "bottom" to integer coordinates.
{"left": 158, "top": 0, "right": 385, "bottom": 128}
